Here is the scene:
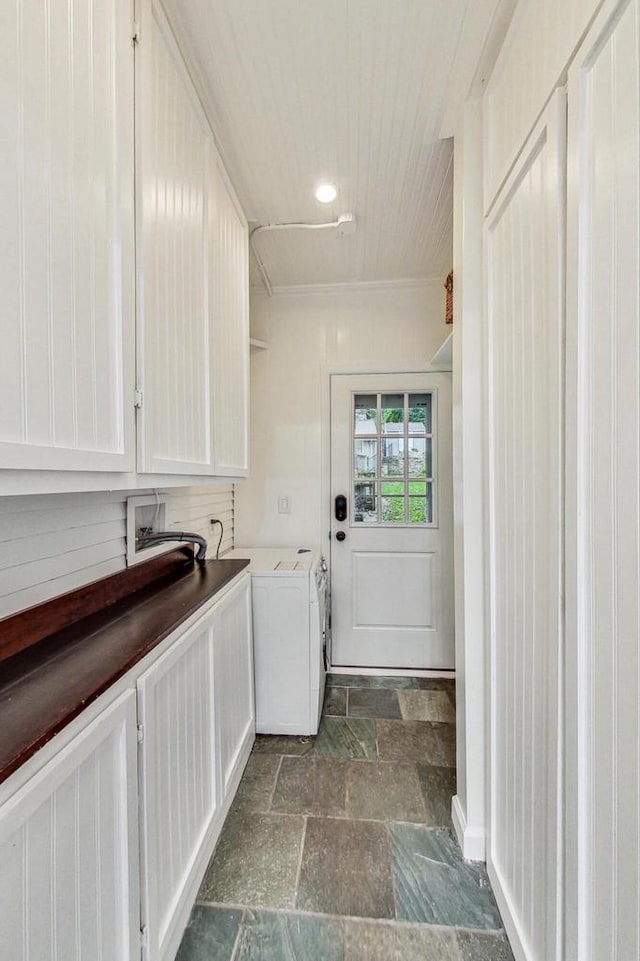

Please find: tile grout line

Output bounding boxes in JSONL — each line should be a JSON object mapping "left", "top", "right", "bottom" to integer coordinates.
{"left": 197, "top": 899, "right": 508, "bottom": 937}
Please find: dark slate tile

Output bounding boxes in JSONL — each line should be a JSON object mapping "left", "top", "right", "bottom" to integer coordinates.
{"left": 297, "top": 817, "right": 395, "bottom": 919}
{"left": 271, "top": 756, "right": 348, "bottom": 817}
{"left": 328, "top": 674, "right": 418, "bottom": 690}
{"left": 324, "top": 687, "right": 348, "bottom": 716}
{"left": 253, "top": 734, "right": 315, "bottom": 757}
{"left": 343, "top": 919, "right": 459, "bottom": 960}
{"left": 346, "top": 761, "right": 426, "bottom": 823}
{"left": 315, "top": 716, "right": 378, "bottom": 760}
{"left": 198, "top": 811, "right": 304, "bottom": 909}
{"left": 416, "top": 764, "right": 457, "bottom": 826}
{"left": 398, "top": 690, "right": 455, "bottom": 723}
{"left": 376, "top": 720, "right": 456, "bottom": 767}
{"left": 231, "top": 754, "right": 281, "bottom": 814}
{"left": 457, "top": 931, "right": 515, "bottom": 961}
{"left": 235, "top": 910, "right": 344, "bottom": 961}
{"left": 389, "top": 824, "right": 502, "bottom": 929}
{"left": 176, "top": 905, "right": 243, "bottom": 961}
{"left": 348, "top": 688, "right": 402, "bottom": 720}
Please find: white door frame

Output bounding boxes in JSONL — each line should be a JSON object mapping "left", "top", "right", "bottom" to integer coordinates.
{"left": 321, "top": 361, "right": 454, "bottom": 677}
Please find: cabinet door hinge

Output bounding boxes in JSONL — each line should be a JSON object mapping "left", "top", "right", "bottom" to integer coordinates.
{"left": 137, "top": 723, "right": 145, "bottom": 743}
{"left": 132, "top": 21, "right": 141, "bottom": 45}
{"left": 134, "top": 388, "right": 144, "bottom": 410}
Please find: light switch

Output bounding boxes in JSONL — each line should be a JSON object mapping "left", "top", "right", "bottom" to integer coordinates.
{"left": 278, "top": 495, "right": 291, "bottom": 514}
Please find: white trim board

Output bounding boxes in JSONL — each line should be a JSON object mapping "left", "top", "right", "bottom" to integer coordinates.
{"left": 253, "top": 277, "right": 445, "bottom": 297}
{"left": 451, "top": 794, "right": 486, "bottom": 862}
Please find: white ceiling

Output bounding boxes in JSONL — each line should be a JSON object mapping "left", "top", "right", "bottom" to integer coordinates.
{"left": 163, "top": 0, "right": 477, "bottom": 290}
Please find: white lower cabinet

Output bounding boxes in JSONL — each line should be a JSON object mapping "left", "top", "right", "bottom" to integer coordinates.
{"left": 137, "top": 611, "right": 219, "bottom": 961}
{"left": 0, "top": 691, "right": 140, "bottom": 961}
{"left": 0, "top": 573, "right": 254, "bottom": 961}
{"left": 213, "top": 577, "right": 255, "bottom": 799}
{"left": 136, "top": 573, "right": 254, "bottom": 961}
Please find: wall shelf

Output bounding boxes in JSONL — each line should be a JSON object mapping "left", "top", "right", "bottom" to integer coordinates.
{"left": 430, "top": 331, "right": 453, "bottom": 367}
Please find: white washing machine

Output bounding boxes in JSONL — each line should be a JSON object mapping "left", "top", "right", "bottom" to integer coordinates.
{"left": 226, "top": 547, "right": 329, "bottom": 735}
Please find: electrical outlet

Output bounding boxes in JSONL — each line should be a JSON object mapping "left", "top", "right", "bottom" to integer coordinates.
{"left": 278, "top": 495, "right": 291, "bottom": 514}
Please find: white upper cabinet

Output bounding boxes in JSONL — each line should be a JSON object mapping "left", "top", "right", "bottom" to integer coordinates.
{"left": 0, "top": 0, "right": 135, "bottom": 472}
{"left": 136, "top": 0, "right": 213, "bottom": 475}
{"left": 209, "top": 158, "right": 250, "bottom": 476}
{"left": 136, "top": 0, "right": 250, "bottom": 477}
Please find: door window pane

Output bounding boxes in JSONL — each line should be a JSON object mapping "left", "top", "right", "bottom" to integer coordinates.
{"left": 381, "top": 496, "right": 405, "bottom": 523}
{"left": 354, "top": 438, "right": 377, "bottom": 478}
{"left": 409, "top": 393, "right": 431, "bottom": 433}
{"left": 351, "top": 390, "right": 435, "bottom": 525}
{"left": 409, "top": 497, "right": 427, "bottom": 523}
{"left": 407, "top": 437, "right": 431, "bottom": 477}
{"left": 381, "top": 394, "right": 404, "bottom": 433}
{"left": 354, "top": 482, "right": 377, "bottom": 523}
{"left": 354, "top": 395, "right": 377, "bottom": 435}
{"left": 381, "top": 438, "right": 404, "bottom": 476}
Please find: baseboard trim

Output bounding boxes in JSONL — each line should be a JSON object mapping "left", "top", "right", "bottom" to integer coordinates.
{"left": 451, "top": 794, "right": 486, "bottom": 861}
{"left": 486, "top": 857, "right": 531, "bottom": 961}
{"left": 329, "top": 666, "right": 455, "bottom": 679}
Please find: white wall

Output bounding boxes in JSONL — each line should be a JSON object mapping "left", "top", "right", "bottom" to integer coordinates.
{"left": 236, "top": 282, "right": 448, "bottom": 550}
{"left": 0, "top": 485, "right": 234, "bottom": 620}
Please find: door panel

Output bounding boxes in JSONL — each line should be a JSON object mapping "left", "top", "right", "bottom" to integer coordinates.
{"left": 565, "top": 3, "right": 640, "bottom": 958}
{"left": 484, "top": 92, "right": 564, "bottom": 961}
{"left": 330, "top": 372, "right": 454, "bottom": 669}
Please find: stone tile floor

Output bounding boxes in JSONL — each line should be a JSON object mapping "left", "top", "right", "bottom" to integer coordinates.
{"left": 177, "top": 675, "right": 514, "bottom": 960}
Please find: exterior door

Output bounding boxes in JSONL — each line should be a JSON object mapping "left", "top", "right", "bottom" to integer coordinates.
{"left": 330, "top": 372, "right": 454, "bottom": 670}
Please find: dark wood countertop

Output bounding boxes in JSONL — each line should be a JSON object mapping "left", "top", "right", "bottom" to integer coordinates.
{"left": 0, "top": 553, "right": 249, "bottom": 786}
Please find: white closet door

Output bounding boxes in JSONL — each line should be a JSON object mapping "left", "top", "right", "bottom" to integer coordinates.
{"left": 209, "top": 156, "right": 250, "bottom": 477}
{"left": 0, "top": 0, "right": 135, "bottom": 472}
{"left": 136, "top": 0, "right": 213, "bottom": 475}
{"left": 484, "top": 93, "right": 565, "bottom": 961}
{"left": 565, "top": 3, "right": 640, "bottom": 959}
{"left": 0, "top": 692, "right": 140, "bottom": 961}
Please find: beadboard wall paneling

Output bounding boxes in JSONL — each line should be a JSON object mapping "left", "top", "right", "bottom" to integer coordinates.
{"left": 483, "top": 0, "right": 600, "bottom": 210}
{"left": 485, "top": 95, "right": 565, "bottom": 961}
{"left": 565, "top": 2, "right": 640, "bottom": 958}
{"left": 0, "top": 487, "right": 234, "bottom": 620}
{"left": 0, "top": 0, "right": 135, "bottom": 471}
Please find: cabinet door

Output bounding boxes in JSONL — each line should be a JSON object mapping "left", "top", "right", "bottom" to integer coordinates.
{"left": 0, "top": 0, "right": 135, "bottom": 472}
{"left": 209, "top": 156, "right": 250, "bottom": 476}
{"left": 137, "top": 610, "right": 218, "bottom": 961}
{"left": 136, "top": 0, "right": 214, "bottom": 475}
{"left": 213, "top": 576, "right": 255, "bottom": 800}
{"left": 0, "top": 692, "right": 140, "bottom": 961}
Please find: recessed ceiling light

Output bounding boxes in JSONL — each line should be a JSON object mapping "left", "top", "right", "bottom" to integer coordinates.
{"left": 315, "top": 182, "right": 337, "bottom": 203}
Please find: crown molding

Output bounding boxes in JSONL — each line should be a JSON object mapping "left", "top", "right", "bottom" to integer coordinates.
{"left": 250, "top": 277, "right": 445, "bottom": 298}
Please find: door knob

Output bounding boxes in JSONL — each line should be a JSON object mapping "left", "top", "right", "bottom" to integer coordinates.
{"left": 336, "top": 530, "right": 346, "bottom": 542}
